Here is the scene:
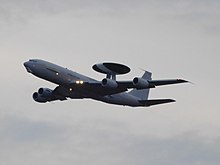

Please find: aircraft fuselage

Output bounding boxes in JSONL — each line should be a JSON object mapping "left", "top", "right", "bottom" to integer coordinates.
{"left": 24, "top": 59, "right": 187, "bottom": 107}
{"left": 24, "top": 59, "right": 141, "bottom": 106}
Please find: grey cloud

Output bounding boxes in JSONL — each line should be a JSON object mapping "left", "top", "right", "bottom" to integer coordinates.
{"left": 1, "top": 0, "right": 219, "bottom": 35}
{"left": 1, "top": 114, "right": 220, "bottom": 165}
{"left": 1, "top": 0, "right": 220, "bottom": 164}
{"left": 155, "top": 0, "right": 220, "bottom": 35}
{"left": 0, "top": 115, "right": 65, "bottom": 143}
{"left": 0, "top": 0, "right": 142, "bottom": 19}
{"left": 1, "top": 0, "right": 219, "bottom": 19}
{"left": 125, "top": 137, "right": 220, "bottom": 165}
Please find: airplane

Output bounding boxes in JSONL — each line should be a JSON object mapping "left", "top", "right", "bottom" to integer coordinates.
{"left": 24, "top": 59, "right": 188, "bottom": 107}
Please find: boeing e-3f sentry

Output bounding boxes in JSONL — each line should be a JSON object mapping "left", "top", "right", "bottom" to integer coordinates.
{"left": 24, "top": 59, "right": 188, "bottom": 107}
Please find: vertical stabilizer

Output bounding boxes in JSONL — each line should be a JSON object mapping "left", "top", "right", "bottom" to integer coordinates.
{"left": 129, "top": 71, "right": 152, "bottom": 100}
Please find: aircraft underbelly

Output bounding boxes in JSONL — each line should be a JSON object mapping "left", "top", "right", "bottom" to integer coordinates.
{"left": 98, "top": 93, "right": 141, "bottom": 106}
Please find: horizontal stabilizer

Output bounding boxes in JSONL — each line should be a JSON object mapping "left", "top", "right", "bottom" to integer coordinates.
{"left": 139, "top": 99, "right": 175, "bottom": 107}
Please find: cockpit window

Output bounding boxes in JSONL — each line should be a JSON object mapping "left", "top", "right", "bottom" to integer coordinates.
{"left": 29, "top": 59, "right": 37, "bottom": 62}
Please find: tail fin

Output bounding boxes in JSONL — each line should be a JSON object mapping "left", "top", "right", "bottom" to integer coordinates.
{"left": 129, "top": 71, "right": 152, "bottom": 100}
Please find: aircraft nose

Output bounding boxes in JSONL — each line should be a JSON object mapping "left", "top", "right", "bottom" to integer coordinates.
{"left": 24, "top": 61, "right": 33, "bottom": 73}
{"left": 24, "top": 62, "right": 28, "bottom": 67}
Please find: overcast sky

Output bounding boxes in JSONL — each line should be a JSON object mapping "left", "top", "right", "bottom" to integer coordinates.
{"left": 1, "top": 0, "right": 220, "bottom": 164}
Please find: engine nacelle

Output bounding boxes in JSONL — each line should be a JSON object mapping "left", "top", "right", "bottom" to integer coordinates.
{"left": 32, "top": 88, "right": 55, "bottom": 103}
{"left": 33, "top": 92, "right": 47, "bottom": 103}
{"left": 102, "top": 78, "right": 118, "bottom": 88}
{"left": 133, "top": 77, "right": 149, "bottom": 89}
{"left": 38, "top": 88, "right": 53, "bottom": 98}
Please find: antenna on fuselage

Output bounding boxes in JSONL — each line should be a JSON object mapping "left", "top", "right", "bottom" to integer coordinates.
{"left": 92, "top": 62, "right": 131, "bottom": 80}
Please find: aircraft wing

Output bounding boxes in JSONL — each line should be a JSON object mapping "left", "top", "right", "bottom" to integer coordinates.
{"left": 65, "top": 81, "right": 128, "bottom": 96}
{"left": 64, "top": 79, "right": 188, "bottom": 96}
{"left": 53, "top": 78, "right": 188, "bottom": 98}
{"left": 83, "top": 82, "right": 128, "bottom": 95}
{"left": 116, "top": 79, "right": 188, "bottom": 88}
{"left": 148, "top": 79, "right": 188, "bottom": 86}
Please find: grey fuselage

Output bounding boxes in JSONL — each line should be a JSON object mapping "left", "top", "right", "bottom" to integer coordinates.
{"left": 24, "top": 59, "right": 142, "bottom": 106}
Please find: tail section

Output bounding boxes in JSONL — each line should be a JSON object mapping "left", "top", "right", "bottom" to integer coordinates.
{"left": 129, "top": 71, "right": 152, "bottom": 100}
{"left": 129, "top": 71, "right": 176, "bottom": 107}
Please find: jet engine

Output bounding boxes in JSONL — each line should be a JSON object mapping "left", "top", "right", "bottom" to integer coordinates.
{"left": 102, "top": 78, "right": 118, "bottom": 88}
{"left": 133, "top": 77, "right": 149, "bottom": 89}
{"left": 33, "top": 88, "right": 55, "bottom": 103}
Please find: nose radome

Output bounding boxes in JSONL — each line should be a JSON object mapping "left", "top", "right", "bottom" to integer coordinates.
{"left": 24, "top": 61, "right": 33, "bottom": 73}
{"left": 24, "top": 61, "right": 28, "bottom": 67}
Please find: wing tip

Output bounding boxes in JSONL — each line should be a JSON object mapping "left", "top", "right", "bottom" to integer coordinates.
{"left": 168, "top": 99, "right": 176, "bottom": 103}
{"left": 177, "top": 79, "right": 195, "bottom": 85}
{"left": 177, "top": 79, "right": 188, "bottom": 83}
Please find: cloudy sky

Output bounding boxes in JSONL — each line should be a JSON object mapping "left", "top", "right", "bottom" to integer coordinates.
{"left": 0, "top": 0, "right": 220, "bottom": 164}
